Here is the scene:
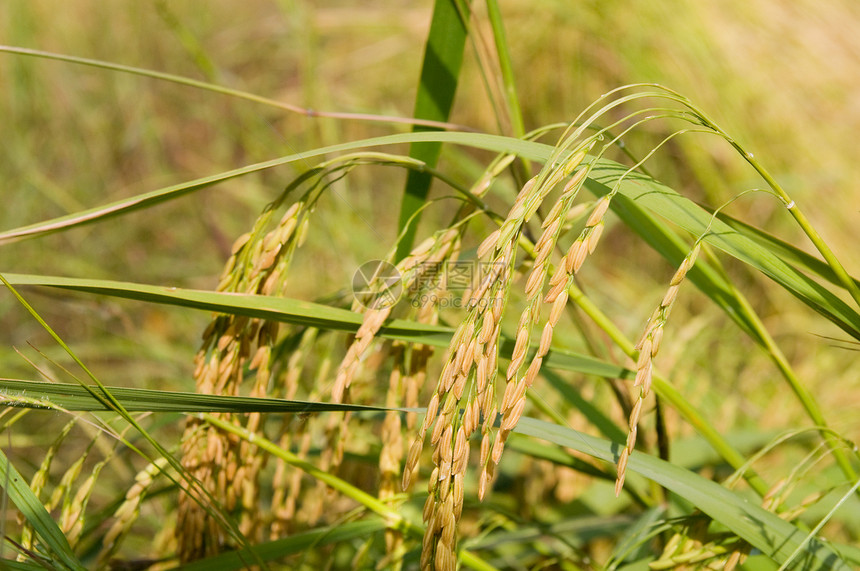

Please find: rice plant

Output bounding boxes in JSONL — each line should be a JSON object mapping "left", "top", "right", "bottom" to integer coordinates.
{"left": 2, "top": 1, "right": 859, "bottom": 570}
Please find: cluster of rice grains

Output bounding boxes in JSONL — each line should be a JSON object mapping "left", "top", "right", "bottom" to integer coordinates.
{"left": 176, "top": 194, "right": 314, "bottom": 561}
{"left": 315, "top": 224, "right": 463, "bottom": 560}
{"left": 404, "top": 139, "right": 610, "bottom": 570}
{"left": 165, "top": 124, "right": 692, "bottom": 568}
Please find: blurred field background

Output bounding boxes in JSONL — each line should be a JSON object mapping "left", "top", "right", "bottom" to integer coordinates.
{"left": 2, "top": 0, "right": 860, "bottom": 566}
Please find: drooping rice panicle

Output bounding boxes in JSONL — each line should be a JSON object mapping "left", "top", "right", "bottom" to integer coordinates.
{"left": 318, "top": 227, "right": 459, "bottom": 492}
{"left": 268, "top": 327, "right": 318, "bottom": 537}
{"left": 615, "top": 242, "right": 701, "bottom": 496}
{"left": 405, "top": 140, "right": 598, "bottom": 569}
{"left": 481, "top": 141, "right": 608, "bottom": 505}
{"left": 177, "top": 193, "right": 314, "bottom": 560}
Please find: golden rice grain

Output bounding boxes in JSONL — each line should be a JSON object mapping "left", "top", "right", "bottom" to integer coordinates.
{"left": 543, "top": 199, "right": 567, "bottom": 228}
{"left": 650, "top": 325, "right": 665, "bottom": 354}
{"left": 452, "top": 442, "right": 469, "bottom": 475}
{"left": 462, "top": 403, "right": 476, "bottom": 437}
{"left": 586, "top": 222, "right": 604, "bottom": 254}
{"left": 452, "top": 472, "right": 465, "bottom": 516}
{"left": 501, "top": 396, "right": 526, "bottom": 431}
{"left": 563, "top": 241, "right": 583, "bottom": 274}
{"left": 477, "top": 229, "right": 501, "bottom": 259}
{"left": 481, "top": 387, "right": 496, "bottom": 420}
{"left": 549, "top": 290, "right": 569, "bottom": 327}
{"left": 548, "top": 261, "right": 568, "bottom": 288}
{"left": 525, "top": 356, "right": 543, "bottom": 387}
{"left": 544, "top": 278, "right": 568, "bottom": 305}
{"left": 441, "top": 424, "right": 454, "bottom": 450}
{"left": 452, "top": 427, "right": 466, "bottom": 462}
{"left": 587, "top": 196, "right": 611, "bottom": 227}
{"left": 430, "top": 417, "right": 446, "bottom": 446}
{"left": 571, "top": 239, "right": 590, "bottom": 273}
{"left": 636, "top": 338, "right": 653, "bottom": 369}
{"left": 661, "top": 284, "right": 680, "bottom": 308}
{"left": 479, "top": 315, "right": 495, "bottom": 344}
{"left": 615, "top": 449, "right": 630, "bottom": 497}
{"left": 451, "top": 373, "right": 467, "bottom": 399}
{"left": 406, "top": 439, "right": 424, "bottom": 476}
{"left": 478, "top": 465, "right": 490, "bottom": 501}
{"left": 491, "top": 431, "right": 506, "bottom": 464}
{"left": 423, "top": 494, "right": 435, "bottom": 521}
{"left": 634, "top": 361, "right": 652, "bottom": 391}
{"left": 475, "top": 353, "right": 489, "bottom": 391}
{"left": 463, "top": 337, "right": 478, "bottom": 372}
{"left": 472, "top": 395, "right": 482, "bottom": 421}
{"left": 513, "top": 175, "right": 539, "bottom": 206}
{"left": 480, "top": 432, "right": 491, "bottom": 466}
{"left": 506, "top": 355, "right": 525, "bottom": 381}
{"left": 537, "top": 214, "right": 561, "bottom": 245}
{"left": 441, "top": 392, "right": 458, "bottom": 417}
{"left": 562, "top": 148, "right": 589, "bottom": 177}
{"left": 525, "top": 264, "right": 546, "bottom": 298}
{"left": 562, "top": 163, "right": 590, "bottom": 194}
{"left": 537, "top": 323, "right": 554, "bottom": 357}
{"left": 629, "top": 398, "right": 643, "bottom": 429}
{"left": 500, "top": 380, "right": 518, "bottom": 413}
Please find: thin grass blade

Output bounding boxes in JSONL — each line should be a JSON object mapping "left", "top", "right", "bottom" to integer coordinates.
{"left": 395, "top": 0, "right": 469, "bottom": 260}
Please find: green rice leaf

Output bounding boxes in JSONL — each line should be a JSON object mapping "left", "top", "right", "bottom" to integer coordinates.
{"left": 585, "top": 162, "right": 860, "bottom": 340}
{"left": 1, "top": 273, "right": 631, "bottom": 381}
{"left": 0, "top": 379, "right": 395, "bottom": 413}
{"left": 513, "top": 416, "right": 852, "bottom": 570}
{"left": 0, "top": 447, "right": 86, "bottom": 571}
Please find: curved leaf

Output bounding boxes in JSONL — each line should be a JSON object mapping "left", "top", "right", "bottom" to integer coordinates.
{"left": 3, "top": 131, "right": 856, "bottom": 337}
{"left": 1, "top": 273, "right": 631, "bottom": 381}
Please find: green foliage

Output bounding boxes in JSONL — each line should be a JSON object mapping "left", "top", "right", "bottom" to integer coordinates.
{"left": 2, "top": 2, "right": 859, "bottom": 570}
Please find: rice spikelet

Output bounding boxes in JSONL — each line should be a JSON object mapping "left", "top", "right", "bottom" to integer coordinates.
{"left": 615, "top": 242, "right": 701, "bottom": 496}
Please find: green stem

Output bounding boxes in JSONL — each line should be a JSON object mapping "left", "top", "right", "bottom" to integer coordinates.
{"left": 741, "top": 154, "right": 860, "bottom": 309}
{"left": 485, "top": 0, "right": 524, "bottom": 139}
{"left": 703, "top": 248, "right": 860, "bottom": 486}
{"left": 655, "top": 84, "right": 860, "bottom": 310}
